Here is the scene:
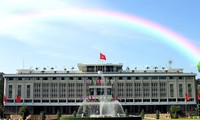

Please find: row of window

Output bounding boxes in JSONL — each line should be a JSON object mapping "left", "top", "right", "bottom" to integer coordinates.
{"left": 8, "top": 85, "right": 30, "bottom": 98}
{"left": 7, "top": 76, "right": 194, "bottom": 81}
{"left": 7, "top": 83, "right": 193, "bottom": 99}
{"left": 5, "top": 98, "right": 194, "bottom": 103}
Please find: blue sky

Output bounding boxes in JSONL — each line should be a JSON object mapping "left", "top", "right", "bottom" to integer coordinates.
{"left": 0, "top": 0, "right": 200, "bottom": 76}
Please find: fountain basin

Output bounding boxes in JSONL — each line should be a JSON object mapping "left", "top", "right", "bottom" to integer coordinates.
{"left": 77, "top": 100, "right": 125, "bottom": 118}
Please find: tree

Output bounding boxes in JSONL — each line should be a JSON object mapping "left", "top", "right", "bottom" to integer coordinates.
{"left": 154, "top": 66, "right": 158, "bottom": 71}
{"left": 146, "top": 66, "right": 150, "bottom": 70}
{"left": 170, "top": 105, "right": 181, "bottom": 118}
{"left": 72, "top": 111, "right": 76, "bottom": 117}
{"left": 0, "top": 107, "right": 3, "bottom": 118}
{"left": 40, "top": 111, "right": 46, "bottom": 120}
{"left": 156, "top": 110, "right": 160, "bottom": 119}
{"left": 0, "top": 73, "right": 4, "bottom": 108}
{"left": 125, "top": 109, "right": 129, "bottom": 117}
{"left": 197, "top": 61, "right": 200, "bottom": 73}
{"left": 18, "top": 106, "right": 29, "bottom": 120}
{"left": 140, "top": 109, "right": 145, "bottom": 119}
{"left": 197, "top": 79, "right": 200, "bottom": 86}
{"left": 57, "top": 110, "right": 61, "bottom": 120}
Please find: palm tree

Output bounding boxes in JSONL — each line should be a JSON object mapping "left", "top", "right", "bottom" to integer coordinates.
{"left": 71, "top": 66, "right": 74, "bottom": 71}
{"left": 43, "top": 67, "right": 46, "bottom": 71}
{"left": 154, "top": 66, "right": 158, "bottom": 72}
{"left": 35, "top": 67, "right": 39, "bottom": 71}
{"left": 134, "top": 67, "right": 137, "bottom": 70}
{"left": 169, "top": 60, "right": 173, "bottom": 68}
{"left": 146, "top": 66, "right": 150, "bottom": 70}
{"left": 126, "top": 67, "right": 130, "bottom": 71}
{"left": 51, "top": 67, "right": 54, "bottom": 71}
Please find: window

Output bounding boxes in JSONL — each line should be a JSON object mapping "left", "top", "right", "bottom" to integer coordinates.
{"left": 8, "top": 77, "right": 13, "bottom": 81}
{"left": 160, "top": 82, "right": 167, "bottom": 97}
{"left": 159, "top": 76, "right": 166, "bottom": 80}
{"left": 151, "top": 76, "right": 158, "bottom": 80}
{"left": 24, "top": 77, "right": 30, "bottom": 80}
{"left": 179, "top": 77, "right": 183, "bottom": 79}
{"left": 143, "top": 77, "right": 148, "bottom": 80}
{"left": 178, "top": 84, "right": 183, "bottom": 97}
{"left": 34, "top": 83, "right": 40, "bottom": 98}
{"left": 106, "top": 66, "right": 113, "bottom": 72}
{"left": 87, "top": 66, "right": 94, "bottom": 72}
{"left": 170, "top": 84, "right": 174, "bottom": 97}
{"left": 97, "top": 88, "right": 104, "bottom": 95}
{"left": 188, "top": 84, "right": 192, "bottom": 97}
{"left": 90, "top": 88, "right": 94, "bottom": 95}
{"left": 151, "top": 83, "right": 158, "bottom": 97}
{"left": 17, "top": 85, "right": 21, "bottom": 96}
{"left": 27, "top": 85, "right": 31, "bottom": 98}
{"left": 8, "top": 85, "right": 12, "bottom": 98}
{"left": 107, "top": 88, "right": 111, "bottom": 95}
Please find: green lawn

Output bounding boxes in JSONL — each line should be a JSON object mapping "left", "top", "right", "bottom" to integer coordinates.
{"left": 144, "top": 118, "right": 200, "bottom": 120}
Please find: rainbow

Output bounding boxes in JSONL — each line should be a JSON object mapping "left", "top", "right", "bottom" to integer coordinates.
{"left": 1, "top": 8, "right": 200, "bottom": 63}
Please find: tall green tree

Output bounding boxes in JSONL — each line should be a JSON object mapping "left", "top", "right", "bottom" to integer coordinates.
{"left": 72, "top": 111, "right": 76, "bottom": 117}
{"left": 40, "top": 111, "right": 46, "bottom": 120}
{"left": 125, "top": 109, "right": 129, "bottom": 117}
{"left": 140, "top": 109, "right": 145, "bottom": 119}
{"left": 19, "top": 106, "right": 29, "bottom": 120}
{"left": 0, "top": 73, "right": 4, "bottom": 107}
{"left": 57, "top": 110, "right": 61, "bottom": 120}
{"left": 170, "top": 105, "right": 181, "bottom": 118}
{"left": 156, "top": 110, "right": 160, "bottom": 119}
{"left": 197, "top": 61, "right": 200, "bottom": 72}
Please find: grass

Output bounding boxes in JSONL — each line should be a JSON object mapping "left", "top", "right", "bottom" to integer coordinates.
{"left": 144, "top": 118, "right": 200, "bottom": 120}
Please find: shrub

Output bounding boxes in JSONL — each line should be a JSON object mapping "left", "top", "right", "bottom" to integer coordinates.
{"left": 125, "top": 109, "right": 129, "bottom": 117}
{"left": 40, "top": 111, "right": 46, "bottom": 120}
{"left": 57, "top": 110, "right": 61, "bottom": 120}
{"left": 140, "top": 109, "right": 144, "bottom": 119}
{"left": 156, "top": 110, "right": 160, "bottom": 119}
{"left": 18, "top": 105, "right": 29, "bottom": 120}
{"left": 72, "top": 111, "right": 77, "bottom": 117}
{"left": 170, "top": 105, "right": 181, "bottom": 118}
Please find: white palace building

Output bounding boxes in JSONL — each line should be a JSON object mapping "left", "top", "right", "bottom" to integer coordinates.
{"left": 3, "top": 63, "right": 197, "bottom": 115}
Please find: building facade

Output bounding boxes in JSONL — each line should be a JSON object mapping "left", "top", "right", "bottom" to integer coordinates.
{"left": 3, "top": 63, "right": 197, "bottom": 115}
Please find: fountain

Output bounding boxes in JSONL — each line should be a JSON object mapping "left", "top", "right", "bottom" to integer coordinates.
{"left": 76, "top": 71, "right": 141, "bottom": 120}
{"left": 77, "top": 98, "right": 125, "bottom": 117}
{"left": 77, "top": 71, "right": 125, "bottom": 118}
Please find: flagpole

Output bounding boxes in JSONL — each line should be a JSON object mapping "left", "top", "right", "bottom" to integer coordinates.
{"left": 185, "top": 93, "right": 187, "bottom": 118}
{"left": 15, "top": 100, "right": 17, "bottom": 115}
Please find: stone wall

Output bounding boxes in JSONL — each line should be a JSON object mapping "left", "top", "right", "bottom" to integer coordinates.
{"left": 145, "top": 114, "right": 171, "bottom": 119}
{"left": 10, "top": 114, "right": 58, "bottom": 120}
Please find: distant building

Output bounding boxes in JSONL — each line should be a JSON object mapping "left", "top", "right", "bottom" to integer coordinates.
{"left": 3, "top": 63, "right": 197, "bottom": 115}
